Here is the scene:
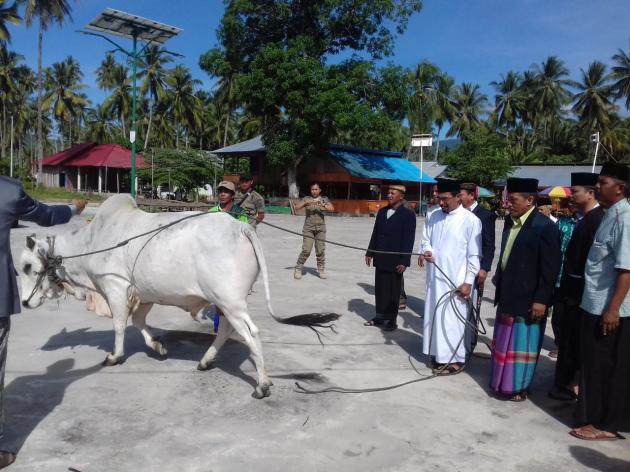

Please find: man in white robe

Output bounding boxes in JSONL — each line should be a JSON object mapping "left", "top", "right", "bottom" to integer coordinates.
{"left": 419, "top": 178, "right": 482, "bottom": 374}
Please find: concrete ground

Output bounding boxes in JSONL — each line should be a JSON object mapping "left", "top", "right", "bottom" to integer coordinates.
{"left": 6, "top": 209, "right": 630, "bottom": 472}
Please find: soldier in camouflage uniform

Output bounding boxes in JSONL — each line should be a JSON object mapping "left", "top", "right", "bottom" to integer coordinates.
{"left": 235, "top": 174, "right": 266, "bottom": 228}
{"left": 294, "top": 182, "right": 335, "bottom": 279}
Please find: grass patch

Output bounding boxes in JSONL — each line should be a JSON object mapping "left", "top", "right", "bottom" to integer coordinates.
{"left": 24, "top": 185, "right": 107, "bottom": 203}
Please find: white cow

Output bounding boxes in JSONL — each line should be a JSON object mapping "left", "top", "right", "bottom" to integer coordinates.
{"left": 19, "top": 195, "right": 337, "bottom": 398}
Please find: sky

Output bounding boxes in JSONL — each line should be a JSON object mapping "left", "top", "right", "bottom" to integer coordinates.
{"left": 8, "top": 0, "right": 630, "bottom": 107}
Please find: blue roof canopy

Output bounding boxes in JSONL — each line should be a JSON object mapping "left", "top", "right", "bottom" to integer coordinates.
{"left": 329, "top": 145, "right": 436, "bottom": 183}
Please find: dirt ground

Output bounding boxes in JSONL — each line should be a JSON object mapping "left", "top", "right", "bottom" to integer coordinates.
{"left": 6, "top": 209, "right": 630, "bottom": 471}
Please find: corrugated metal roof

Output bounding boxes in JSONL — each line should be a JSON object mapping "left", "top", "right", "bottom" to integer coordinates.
{"left": 411, "top": 161, "right": 448, "bottom": 179}
{"left": 212, "top": 135, "right": 265, "bottom": 154}
{"left": 498, "top": 165, "right": 602, "bottom": 187}
{"left": 329, "top": 148, "right": 436, "bottom": 183}
{"left": 43, "top": 143, "right": 144, "bottom": 169}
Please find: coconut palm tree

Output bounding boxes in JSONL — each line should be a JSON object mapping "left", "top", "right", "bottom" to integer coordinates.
{"left": 407, "top": 60, "right": 439, "bottom": 134}
{"left": 447, "top": 83, "right": 488, "bottom": 138}
{"left": 530, "top": 56, "right": 571, "bottom": 138}
{"left": 432, "top": 72, "right": 456, "bottom": 161}
{"left": 19, "top": 0, "right": 74, "bottom": 183}
{"left": 138, "top": 45, "right": 173, "bottom": 149}
{"left": 102, "top": 63, "right": 131, "bottom": 138}
{"left": 491, "top": 71, "right": 525, "bottom": 131}
{"left": 85, "top": 104, "right": 113, "bottom": 143}
{"left": 43, "top": 56, "right": 88, "bottom": 147}
{"left": 166, "top": 65, "right": 202, "bottom": 148}
{"left": 96, "top": 53, "right": 118, "bottom": 90}
{"left": 0, "top": 1, "right": 20, "bottom": 42}
{"left": 0, "top": 44, "right": 22, "bottom": 154}
{"left": 611, "top": 47, "right": 630, "bottom": 111}
{"left": 572, "top": 61, "right": 616, "bottom": 136}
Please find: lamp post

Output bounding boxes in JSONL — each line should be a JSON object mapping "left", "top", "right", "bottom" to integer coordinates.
{"left": 410, "top": 133, "right": 433, "bottom": 215}
{"left": 591, "top": 132, "right": 600, "bottom": 173}
{"left": 80, "top": 9, "right": 182, "bottom": 198}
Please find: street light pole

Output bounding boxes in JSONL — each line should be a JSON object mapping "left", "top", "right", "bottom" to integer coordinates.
{"left": 591, "top": 132, "right": 600, "bottom": 173}
{"left": 131, "top": 33, "right": 138, "bottom": 198}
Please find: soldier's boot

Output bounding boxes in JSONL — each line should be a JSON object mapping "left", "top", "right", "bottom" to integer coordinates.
{"left": 294, "top": 266, "right": 303, "bottom": 279}
{"left": 317, "top": 265, "right": 327, "bottom": 279}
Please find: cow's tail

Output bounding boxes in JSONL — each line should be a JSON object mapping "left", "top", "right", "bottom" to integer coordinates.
{"left": 242, "top": 226, "right": 340, "bottom": 340}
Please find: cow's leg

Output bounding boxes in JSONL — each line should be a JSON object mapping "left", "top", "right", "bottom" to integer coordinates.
{"left": 103, "top": 295, "right": 131, "bottom": 366}
{"left": 131, "top": 303, "right": 167, "bottom": 357}
{"left": 197, "top": 316, "right": 234, "bottom": 371}
{"left": 221, "top": 307, "right": 271, "bottom": 399}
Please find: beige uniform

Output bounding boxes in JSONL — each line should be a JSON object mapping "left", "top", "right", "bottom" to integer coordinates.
{"left": 235, "top": 190, "right": 265, "bottom": 227}
{"left": 295, "top": 196, "right": 330, "bottom": 271}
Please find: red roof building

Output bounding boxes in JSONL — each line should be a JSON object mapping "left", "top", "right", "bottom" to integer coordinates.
{"left": 41, "top": 143, "right": 144, "bottom": 193}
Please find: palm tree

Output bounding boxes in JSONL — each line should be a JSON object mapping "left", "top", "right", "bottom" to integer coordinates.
{"left": 20, "top": 0, "right": 74, "bottom": 184}
{"left": 447, "top": 83, "right": 488, "bottom": 138}
{"left": 0, "top": 1, "right": 20, "bottom": 42}
{"left": 166, "top": 65, "right": 202, "bottom": 148}
{"left": 611, "top": 47, "right": 630, "bottom": 111}
{"left": 43, "top": 56, "right": 88, "bottom": 147}
{"left": 102, "top": 64, "right": 131, "bottom": 138}
{"left": 0, "top": 44, "right": 22, "bottom": 155}
{"left": 407, "top": 60, "right": 439, "bottom": 134}
{"left": 530, "top": 56, "right": 571, "bottom": 138}
{"left": 432, "top": 72, "right": 456, "bottom": 161}
{"left": 572, "top": 61, "right": 616, "bottom": 136}
{"left": 491, "top": 71, "right": 525, "bottom": 131}
{"left": 214, "top": 72, "right": 237, "bottom": 147}
{"left": 85, "top": 104, "right": 113, "bottom": 143}
{"left": 138, "top": 45, "right": 173, "bottom": 149}
{"left": 95, "top": 53, "right": 118, "bottom": 90}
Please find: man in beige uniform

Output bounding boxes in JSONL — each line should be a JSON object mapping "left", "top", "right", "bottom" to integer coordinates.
{"left": 236, "top": 174, "right": 265, "bottom": 228}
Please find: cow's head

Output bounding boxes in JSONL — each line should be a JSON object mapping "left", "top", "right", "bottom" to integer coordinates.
{"left": 20, "top": 235, "right": 65, "bottom": 309}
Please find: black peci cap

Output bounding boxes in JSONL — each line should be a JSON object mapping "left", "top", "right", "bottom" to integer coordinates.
{"left": 571, "top": 172, "right": 598, "bottom": 187}
{"left": 600, "top": 163, "right": 629, "bottom": 183}
{"left": 436, "top": 178, "right": 461, "bottom": 194}
{"left": 506, "top": 177, "right": 538, "bottom": 193}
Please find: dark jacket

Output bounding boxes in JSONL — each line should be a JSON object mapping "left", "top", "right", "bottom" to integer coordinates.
{"left": 366, "top": 205, "right": 416, "bottom": 272}
{"left": 472, "top": 203, "right": 496, "bottom": 272}
{"left": 0, "top": 176, "right": 72, "bottom": 316}
{"left": 494, "top": 209, "right": 561, "bottom": 317}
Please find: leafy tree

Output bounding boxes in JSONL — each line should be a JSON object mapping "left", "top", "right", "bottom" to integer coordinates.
{"left": 0, "top": 1, "right": 20, "bottom": 43}
{"left": 571, "top": 61, "right": 616, "bottom": 136}
{"left": 139, "top": 45, "right": 173, "bottom": 149}
{"left": 442, "top": 127, "right": 512, "bottom": 186}
{"left": 166, "top": 65, "right": 202, "bottom": 148}
{"left": 491, "top": 71, "right": 525, "bottom": 131}
{"left": 19, "top": 0, "right": 74, "bottom": 184}
{"left": 102, "top": 63, "right": 131, "bottom": 138}
{"left": 611, "top": 47, "right": 630, "bottom": 111}
{"left": 447, "top": 82, "right": 487, "bottom": 138}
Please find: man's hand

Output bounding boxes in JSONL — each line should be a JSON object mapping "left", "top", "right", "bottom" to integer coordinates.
{"left": 477, "top": 269, "right": 488, "bottom": 286}
{"left": 423, "top": 251, "right": 434, "bottom": 263}
{"left": 418, "top": 255, "right": 425, "bottom": 267}
{"left": 530, "top": 302, "right": 547, "bottom": 320}
{"left": 457, "top": 283, "right": 472, "bottom": 299}
{"left": 72, "top": 199, "right": 87, "bottom": 215}
{"left": 365, "top": 256, "right": 373, "bottom": 267}
{"left": 601, "top": 308, "right": 620, "bottom": 336}
{"left": 396, "top": 264, "right": 406, "bottom": 274}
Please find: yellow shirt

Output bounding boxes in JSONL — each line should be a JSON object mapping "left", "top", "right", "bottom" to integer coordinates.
{"left": 501, "top": 206, "right": 535, "bottom": 271}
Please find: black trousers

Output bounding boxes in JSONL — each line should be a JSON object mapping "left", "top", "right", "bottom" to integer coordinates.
{"left": 575, "top": 310, "right": 630, "bottom": 431}
{"left": 554, "top": 299, "right": 581, "bottom": 387}
{"left": 0, "top": 317, "right": 9, "bottom": 439}
{"left": 374, "top": 269, "right": 402, "bottom": 322}
{"left": 399, "top": 275, "right": 407, "bottom": 304}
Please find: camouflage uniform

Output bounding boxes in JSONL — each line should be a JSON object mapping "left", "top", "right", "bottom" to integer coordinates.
{"left": 235, "top": 190, "right": 265, "bottom": 228}
{"left": 295, "top": 196, "right": 330, "bottom": 273}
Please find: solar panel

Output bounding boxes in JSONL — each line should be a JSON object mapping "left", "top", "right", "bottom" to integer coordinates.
{"left": 86, "top": 8, "right": 182, "bottom": 44}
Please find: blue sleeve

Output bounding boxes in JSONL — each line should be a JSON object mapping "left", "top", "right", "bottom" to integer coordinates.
{"left": 15, "top": 186, "right": 72, "bottom": 226}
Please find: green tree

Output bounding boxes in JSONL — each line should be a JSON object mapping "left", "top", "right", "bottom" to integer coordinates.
{"left": 0, "top": 44, "right": 22, "bottom": 155}
{"left": 491, "top": 71, "right": 525, "bottom": 131}
{"left": 611, "top": 47, "right": 630, "bottom": 111}
{"left": 447, "top": 82, "right": 487, "bottom": 138}
{"left": 530, "top": 56, "right": 571, "bottom": 138}
{"left": 407, "top": 60, "right": 439, "bottom": 134}
{"left": 102, "top": 63, "right": 131, "bottom": 138}
{"left": 432, "top": 71, "right": 456, "bottom": 161}
{"left": 0, "top": 1, "right": 20, "bottom": 42}
{"left": 571, "top": 61, "right": 616, "bottom": 136}
{"left": 442, "top": 127, "right": 512, "bottom": 186}
{"left": 139, "top": 45, "right": 173, "bottom": 149}
{"left": 19, "top": 0, "right": 74, "bottom": 184}
{"left": 85, "top": 104, "right": 113, "bottom": 143}
{"left": 166, "top": 65, "right": 202, "bottom": 148}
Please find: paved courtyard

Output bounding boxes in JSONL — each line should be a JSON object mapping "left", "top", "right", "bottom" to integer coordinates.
{"left": 6, "top": 208, "right": 630, "bottom": 471}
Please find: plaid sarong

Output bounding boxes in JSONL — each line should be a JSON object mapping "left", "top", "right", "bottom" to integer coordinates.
{"left": 490, "top": 313, "right": 545, "bottom": 395}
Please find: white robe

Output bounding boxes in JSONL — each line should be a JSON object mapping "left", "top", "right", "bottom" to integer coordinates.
{"left": 421, "top": 205, "right": 482, "bottom": 363}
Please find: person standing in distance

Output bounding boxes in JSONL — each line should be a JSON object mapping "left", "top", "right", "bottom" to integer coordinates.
{"left": 0, "top": 176, "right": 86, "bottom": 469}
{"left": 293, "top": 182, "right": 334, "bottom": 279}
{"left": 235, "top": 174, "right": 265, "bottom": 228}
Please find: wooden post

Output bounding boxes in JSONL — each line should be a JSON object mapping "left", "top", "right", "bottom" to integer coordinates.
{"left": 117, "top": 170, "right": 120, "bottom": 193}
{"left": 98, "top": 167, "right": 102, "bottom": 193}
{"left": 77, "top": 166, "right": 82, "bottom": 191}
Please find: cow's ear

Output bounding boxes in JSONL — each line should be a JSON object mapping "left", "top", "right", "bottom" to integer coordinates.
{"left": 26, "top": 235, "right": 36, "bottom": 251}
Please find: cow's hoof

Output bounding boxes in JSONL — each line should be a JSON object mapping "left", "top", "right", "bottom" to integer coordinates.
{"left": 252, "top": 384, "right": 272, "bottom": 399}
{"left": 197, "top": 361, "right": 214, "bottom": 371}
{"left": 103, "top": 354, "right": 125, "bottom": 367}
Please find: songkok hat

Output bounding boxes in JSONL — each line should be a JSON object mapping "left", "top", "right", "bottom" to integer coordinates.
{"left": 600, "top": 163, "right": 629, "bottom": 183}
{"left": 217, "top": 181, "right": 236, "bottom": 193}
{"left": 389, "top": 184, "right": 406, "bottom": 194}
{"left": 537, "top": 197, "right": 552, "bottom": 206}
{"left": 506, "top": 177, "right": 538, "bottom": 194}
{"left": 239, "top": 173, "right": 253, "bottom": 181}
{"left": 436, "top": 178, "right": 461, "bottom": 194}
{"left": 571, "top": 172, "right": 598, "bottom": 187}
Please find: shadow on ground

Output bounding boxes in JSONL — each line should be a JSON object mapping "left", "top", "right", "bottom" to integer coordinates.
{"left": 569, "top": 445, "right": 630, "bottom": 472}
{"left": 3, "top": 359, "right": 102, "bottom": 453}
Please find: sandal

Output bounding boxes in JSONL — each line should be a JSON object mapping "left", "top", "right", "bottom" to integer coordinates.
{"left": 364, "top": 318, "right": 384, "bottom": 327}
{"left": 398, "top": 303, "right": 407, "bottom": 310}
{"left": 508, "top": 392, "right": 528, "bottom": 402}
{"left": 435, "top": 363, "right": 464, "bottom": 376}
{"left": 569, "top": 425, "right": 620, "bottom": 441}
